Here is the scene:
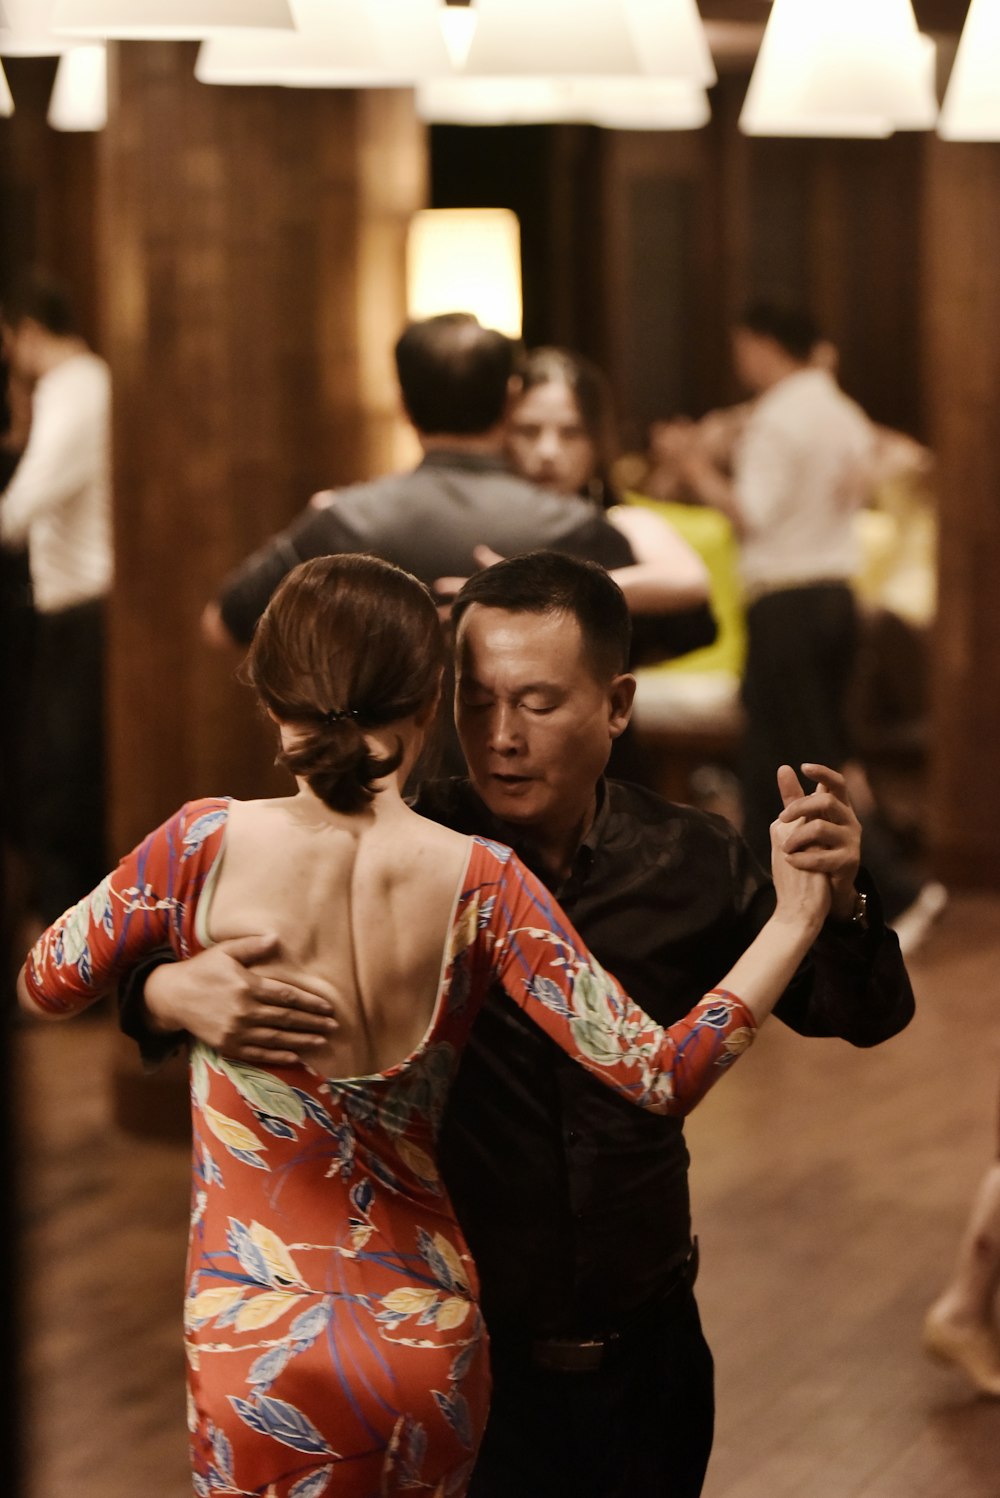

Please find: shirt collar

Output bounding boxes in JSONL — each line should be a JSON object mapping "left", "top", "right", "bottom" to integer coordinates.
{"left": 416, "top": 449, "right": 514, "bottom": 474}
{"left": 447, "top": 776, "right": 609, "bottom": 891}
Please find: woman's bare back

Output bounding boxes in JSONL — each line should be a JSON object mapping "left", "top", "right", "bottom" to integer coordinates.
{"left": 203, "top": 793, "right": 473, "bottom": 1078}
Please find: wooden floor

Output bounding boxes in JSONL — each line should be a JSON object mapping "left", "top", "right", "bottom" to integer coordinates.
{"left": 15, "top": 894, "right": 1000, "bottom": 1497}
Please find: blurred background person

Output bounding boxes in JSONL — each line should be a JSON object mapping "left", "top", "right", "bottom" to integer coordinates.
{"left": 924, "top": 1152, "right": 1000, "bottom": 1397}
{"left": 502, "top": 344, "right": 726, "bottom": 782}
{"left": 675, "top": 302, "right": 944, "bottom": 948}
{"left": 205, "top": 316, "right": 710, "bottom": 654}
{"left": 0, "top": 271, "right": 112, "bottom": 932}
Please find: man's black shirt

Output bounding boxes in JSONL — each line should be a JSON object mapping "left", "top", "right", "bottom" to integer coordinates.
{"left": 414, "top": 777, "right": 914, "bottom": 1340}
{"left": 120, "top": 775, "right": 914, "bottom": 1342}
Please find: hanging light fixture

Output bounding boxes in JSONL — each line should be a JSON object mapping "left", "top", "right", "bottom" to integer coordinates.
{"left": 0, "top": 59, "right": 13, "bottom": 114}
{"left": 622, "top": 0, "right": 715, "bottom": 87}
{"left": 47, "top": 39, "right": 105, "bottom": 127}
{"left": 455, "top": 0, "right": 712, "bottom": 78}
{"left": 1, "top": 0, "right": 77, "bottom": 54}
{"left": 407, "top": 208, "right": 522, "bottom": 338}
{"left": 740, "top": 0, "right": 937, "bottom": 138}
{"left": 197, "top": 0, "right": 451, "bottom": 88}
{"left": 198, "top": 0, "right": 714, "bottom": 92}
{"left": 51, "top": 0, "right": 296, "bottom": 41}
{"left": 438, "top": 0, "right": 476, "bottom": 70}
{"left": 417, "top": 76, "right": 710, "bottom": 129}
{"left": 939, "top": 0, "right": 1000, "bottom": 140}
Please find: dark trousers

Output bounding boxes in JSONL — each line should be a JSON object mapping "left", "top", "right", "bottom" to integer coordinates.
{"left": 469, "top": 1286, "right": 714, "bottom": 1498}
{"left": 26, "top": 598, "right": 106, "bottom": 925}
{"left": 741, "top": 582, "right": 858, "bottom": 869}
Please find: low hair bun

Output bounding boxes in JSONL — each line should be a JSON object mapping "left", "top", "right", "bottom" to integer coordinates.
{"left": 244, "top": 554, "right": 444, "bottom": 814}
{"left": 276, "top": 714, "right": 403, "bottom": 815}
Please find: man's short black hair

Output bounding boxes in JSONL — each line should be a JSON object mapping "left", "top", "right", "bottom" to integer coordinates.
{"left": 737, "top": 300, "right": 820, "bottom": 362}
{"left": 452, "top": 550, "right": 632, "bottom": 681}
{"left": 1, "top": 269, "right": 77, "bottom": 337}
{"left": 394, "top": 313, "right": 516, "bottom": 436}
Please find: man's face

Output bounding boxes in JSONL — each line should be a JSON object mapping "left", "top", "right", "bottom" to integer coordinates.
{"left": 1, "top": 317, "right": 39, "bottom": 382}
{"left": 731, "top": 326, "right": 772, "bottom": 394}
{"left": 455, "top": 604, "right": 634, "bottom": 834}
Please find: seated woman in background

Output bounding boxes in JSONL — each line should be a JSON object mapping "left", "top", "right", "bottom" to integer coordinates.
{"left": 18, "top": 554, "right": 830, "bottom": 1498}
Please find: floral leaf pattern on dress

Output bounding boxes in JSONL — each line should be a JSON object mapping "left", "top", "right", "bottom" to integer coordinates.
{"left": 229, "top": 1395, "right": 336, "bottom": 1456}
{"left": 27, "top": 817, "right": 760, "bottom": 1494}
{"left": 288, "top": 1469, "right": 334, "bottom": 1498}
{"left": 430, "top": 1388, "right": 473, "bottom": 1450}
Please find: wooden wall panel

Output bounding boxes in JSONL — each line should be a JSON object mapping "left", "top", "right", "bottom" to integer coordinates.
{"left": 596, "top": 73, "right": 926, "bottom": 437}
{"left": 922, "top": 138, "right": 1000, "bottom": 887}
{"left": 99, "top": 46, "right": 427, "bottom": 852}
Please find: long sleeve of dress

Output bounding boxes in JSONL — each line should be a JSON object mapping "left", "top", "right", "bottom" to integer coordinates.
{"left": 22, "top": 799, "right": 228, "bottom": 1017}
{"left": 471, "top": 841, "right": 758, "bottom": 1117}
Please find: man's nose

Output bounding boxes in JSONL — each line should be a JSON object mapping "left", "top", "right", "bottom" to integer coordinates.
{"left": 488, "top": 703, "right": 521, "bottom": 753}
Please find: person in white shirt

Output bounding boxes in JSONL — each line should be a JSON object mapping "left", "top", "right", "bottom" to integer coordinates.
{"left": 0, "top": 272, "right": 112, "bottom": 923}
{"left": 681, "top": 302, "right": 873, "bottom": 867}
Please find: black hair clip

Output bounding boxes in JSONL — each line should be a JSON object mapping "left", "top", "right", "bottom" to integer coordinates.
{"left": 324, "top": 707, "right": 358, "bottom": 726}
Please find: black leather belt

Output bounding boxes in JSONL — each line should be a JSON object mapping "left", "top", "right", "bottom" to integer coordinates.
{"left": 526, "top": 1239, "right": 700, "bottom": 1375}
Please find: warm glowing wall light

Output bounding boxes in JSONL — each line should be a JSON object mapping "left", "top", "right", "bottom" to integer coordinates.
{"left": 407, "top": 209, "right": 522, "bottom": 339}
{"left": 47, "top": 40, "right": 105, "bottom": 128}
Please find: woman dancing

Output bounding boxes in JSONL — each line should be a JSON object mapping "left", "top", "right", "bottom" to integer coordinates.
{"left": 19, "top": 554, "right": 829, "bottom": 1497}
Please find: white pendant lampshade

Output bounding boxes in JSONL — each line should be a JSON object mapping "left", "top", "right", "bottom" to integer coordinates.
{"left": 622, "top": 0, "right": 716, "bottom": 87}
{"left": 196, "top": 0, "right": 715, "bottom": 90}
{"left": 1, "top": 0, "right": 77, "bottom": 54}
{"left": 197, "top": 0, "right": 451, "bottom": 87}
{"left": 51, "top": 0, "right": 295, "bottom": 41}
{"left": 417, "top": 76, "right": 710, "bottom": 130}
{"left": 895, "top": 32, "right": 938, "bottom": 131}
{"left": 740, "top": 0, "right": 936, "bottom": 138}
{"left": 939, "top": 0, "right": 1000, "bottom": 141}
{"left": 456, "top": 0, "right": 713, "bottom": 79}
{"left": 407, "top": 208, "right": 522, "bottom": 339}
{"left": 47, "top": 40, "right": 105, "bottom": 127}
{"left": 0, "top": 59, "right": 13, "bottom": 114}
{"left": 438, "top": 0, "right": 477, "bottom": 70}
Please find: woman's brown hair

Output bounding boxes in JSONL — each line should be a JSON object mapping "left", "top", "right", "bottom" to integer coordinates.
{"left": 244, "top": 554, "right": 445, "bottom": 814}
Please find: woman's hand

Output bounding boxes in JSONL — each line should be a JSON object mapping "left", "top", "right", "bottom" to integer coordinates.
{"left": 775, "top": 763, "right": 862, "bottom": 922}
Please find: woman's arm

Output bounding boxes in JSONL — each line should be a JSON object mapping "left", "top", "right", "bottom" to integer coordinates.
{"left": 17, "top": 799, "right": 228, "bottom": 1021}
{"left": 606, "top": 504, "right": 710, "bottom": 613}
{"left": 484, "top": 800, "right": 829, "bottom": 1117}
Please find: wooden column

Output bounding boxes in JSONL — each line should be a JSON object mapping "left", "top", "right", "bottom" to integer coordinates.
{"left": 922, "top": 137, "right": 1000, "bottom": 888}
{"left": 97, "top": 45, "right": 426, "bottom": 1127}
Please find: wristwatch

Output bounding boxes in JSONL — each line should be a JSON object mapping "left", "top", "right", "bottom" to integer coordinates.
{"left": 846, "top": 890, "right": 869, "bottom": 931}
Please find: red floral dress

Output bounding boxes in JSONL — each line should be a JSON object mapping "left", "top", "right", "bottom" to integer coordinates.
{"left": 24, "top": 798, "right": 758, "bottom": 1498}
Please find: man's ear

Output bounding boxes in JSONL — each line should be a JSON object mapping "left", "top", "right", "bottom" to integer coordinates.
{"left": 503, "top": 373, "right": 524, "bottom": 418}
{"left": 608, "top": 673, "right": 637, "bottom": 740}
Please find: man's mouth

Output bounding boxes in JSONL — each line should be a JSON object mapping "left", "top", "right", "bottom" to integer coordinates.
{"left": 491, "top": 772, "right": 533, "bottom": 789}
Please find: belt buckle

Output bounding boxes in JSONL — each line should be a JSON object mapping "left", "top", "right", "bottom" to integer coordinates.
{"left": 531, "top": 1336, "right": 612, "bottom": 1373}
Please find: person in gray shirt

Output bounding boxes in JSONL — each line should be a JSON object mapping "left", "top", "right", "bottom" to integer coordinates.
{"left": 205, "top": 313, "right": 713, "bottom": 651}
